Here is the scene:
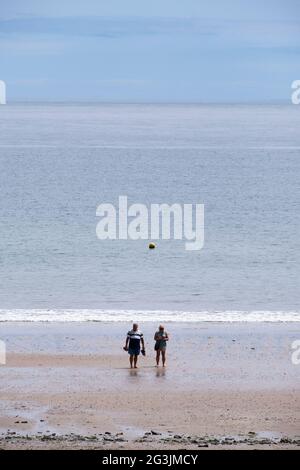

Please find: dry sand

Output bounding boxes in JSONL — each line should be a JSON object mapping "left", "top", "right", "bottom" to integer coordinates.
{"left": 0, "top": 322, "right": 299, "bottom": 449}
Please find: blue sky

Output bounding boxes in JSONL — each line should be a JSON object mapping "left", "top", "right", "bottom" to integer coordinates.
{"left": 0, "top": 0, "right": 299, "bottom": 102}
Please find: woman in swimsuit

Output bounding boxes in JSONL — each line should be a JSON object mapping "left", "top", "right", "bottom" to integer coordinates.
{"left": 154, "top": 324, "right": 169, "bottom": 367}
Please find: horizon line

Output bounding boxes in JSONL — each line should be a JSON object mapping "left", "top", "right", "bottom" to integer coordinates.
{"left": 2, "top": 99, "right": 293, "bottom": 106}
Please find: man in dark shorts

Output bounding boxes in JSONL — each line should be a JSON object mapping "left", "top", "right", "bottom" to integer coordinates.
{"left": 124, "top": 323, "right": 145, "bottom": 368}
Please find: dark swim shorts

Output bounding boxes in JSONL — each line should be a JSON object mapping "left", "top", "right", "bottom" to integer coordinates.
{"left": 128, "top": 346, "right": 140, "bottom": 356}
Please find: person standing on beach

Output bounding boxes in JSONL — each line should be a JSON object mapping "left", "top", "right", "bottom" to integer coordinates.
{"left": 154, "top": 325, "right": 169, "bottom": 367}
{"left": 124, "top": 323, "right": 145, "bottom": 368}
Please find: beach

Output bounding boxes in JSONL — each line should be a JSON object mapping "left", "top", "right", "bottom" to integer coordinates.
{"left": 0, "top": 321, "right": 299, "bottom": 449}
{"left": 1, "top": 0, "right": 300, "bottom": 461}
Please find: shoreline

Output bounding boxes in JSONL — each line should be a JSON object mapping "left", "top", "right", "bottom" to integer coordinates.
{"left": 0, "top": 308, "right": 299, "bottom": 323}
{"left": 0, "top": 322, "right": 299, "bottom": 449}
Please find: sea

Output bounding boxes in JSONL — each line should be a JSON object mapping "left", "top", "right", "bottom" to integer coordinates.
{"left": 0, "top": 103, "right": 299, "bottom": 322}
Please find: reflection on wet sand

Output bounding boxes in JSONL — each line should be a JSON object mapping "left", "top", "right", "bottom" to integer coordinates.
{"left": 156, "top": 367, "right": 166, "bottom": 378}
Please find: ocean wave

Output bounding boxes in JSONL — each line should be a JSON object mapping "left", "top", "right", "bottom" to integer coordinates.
{"left": 0, "top": 309, "right": 299, "bottom": 322}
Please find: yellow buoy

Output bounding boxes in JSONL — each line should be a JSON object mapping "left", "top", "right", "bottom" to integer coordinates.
{"left": 148, "top": 242, "right": 156, "bottom": 249}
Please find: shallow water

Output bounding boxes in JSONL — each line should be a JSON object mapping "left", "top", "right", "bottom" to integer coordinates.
{"left": 0, "top": 103, "right": 299, "bottom": 319}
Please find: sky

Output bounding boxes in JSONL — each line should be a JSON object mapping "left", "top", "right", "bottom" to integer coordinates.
{"left": 0, "top": 0, "right": 299, "bottom": 102}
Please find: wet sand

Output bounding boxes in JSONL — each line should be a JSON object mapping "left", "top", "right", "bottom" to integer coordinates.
{"left": 0, "top": 322, "right": 299, "bottom": 449}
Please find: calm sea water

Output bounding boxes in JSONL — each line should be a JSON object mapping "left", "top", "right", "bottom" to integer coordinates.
{"left": 0, "top": 103, "right": 299, "bottom": 321}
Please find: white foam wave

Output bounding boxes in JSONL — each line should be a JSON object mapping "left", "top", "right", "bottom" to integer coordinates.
{"left": 0, "top": 309, "right": 299, "bottom": 322}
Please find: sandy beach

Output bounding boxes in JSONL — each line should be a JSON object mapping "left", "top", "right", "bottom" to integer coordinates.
{"left": 0, "top": 322, "right": 299, "bottom": 449}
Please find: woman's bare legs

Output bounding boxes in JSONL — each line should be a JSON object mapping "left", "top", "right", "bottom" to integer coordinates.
{"left": 162, "top": 350, "right": 166, "bottom": 367}
{"left": 156, "top": 350, "right": 161, "bottom": 366}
